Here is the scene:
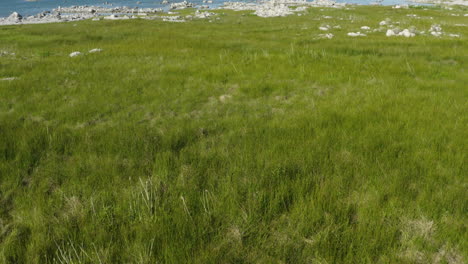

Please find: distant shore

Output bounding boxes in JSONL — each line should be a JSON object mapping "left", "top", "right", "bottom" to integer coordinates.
{"left": 0, "top": 0, "right": 466, "bottom": 26}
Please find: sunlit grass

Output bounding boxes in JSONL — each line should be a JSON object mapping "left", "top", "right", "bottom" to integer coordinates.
{"left": 0, "top": 5, "right": 467, "bottom": 263}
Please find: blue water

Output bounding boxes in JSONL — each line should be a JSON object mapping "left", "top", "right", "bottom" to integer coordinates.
{"left": 0, "top": 0, "right": 417, "bottom": 17}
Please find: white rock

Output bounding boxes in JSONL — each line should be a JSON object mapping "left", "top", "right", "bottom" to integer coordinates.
{"left": 361, "top": 26, "right": 370, "bottom": 30}
{"left": 162, "top": 16, "right": 185, "bottom": 22}
{"left": 318, "top": 33, "right": 334, "bottom": 39}
{"left": 386, "top": 29, "right": 395, "bottom": 36}
{"left": 194, "top": 10, "right": 215, "bottom": 19}
{"left": 104, "top": 14, "right": 130, "bottom": 20}
{"left": 0, "top": 77, "right": 18, "bottom": 81}
{"left": 170, "top": 1, "right": 193, "bottom": 9}
{"left": 319, "top": 26, "right": 329, "bottom": 31}
{"left": 447, "top": 33, "right": 460, "bottom": 37}
{"left": 295, "top": 6, "right": 307, "bottom": 12}
{"left": 398, "top": 29, "right": 415, "bottom": 37}
{"left": 347, "top": 32, "right": 366, "bottom": 37}
{"left": 7, "top": 12, "right": 22, "bottom": 22}
{"left": 379, "top": 20, "right": 387, "bottom": 26}
{"left": 0, "top": 51, "right": 15, "bottom": 56}
{"left": 219, "top": 94, "right": 232, "bottom": 102}
{"left": 222, "top": 0, "right": 344, "bottom": 18}
{"left": 430, "top": 24, "right": 442, "bottom": 32}
{"left": 69, "top": 51, "right": 82, "bottom": 57}
{"left": 89, "top": 48, "right": 102, "bottom": 53}
{"left": 431, "top": 31, "right": 442, "bottom": 37}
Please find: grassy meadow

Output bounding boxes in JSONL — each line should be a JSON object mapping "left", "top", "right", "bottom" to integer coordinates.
{"left": 0, "top": 5, "right": 467, "bottom": 263}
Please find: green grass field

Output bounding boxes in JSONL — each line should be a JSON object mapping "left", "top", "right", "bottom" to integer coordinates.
{"left": 0, "top": 5, "right": 467, "bottom": 263}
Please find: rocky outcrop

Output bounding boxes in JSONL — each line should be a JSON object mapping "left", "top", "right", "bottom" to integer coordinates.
{"left": 7, "top": 12, "right": 22, "bottom": 22}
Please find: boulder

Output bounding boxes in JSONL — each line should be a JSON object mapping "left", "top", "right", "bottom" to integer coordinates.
{"left": 7, "top": 12, "right": 22, "bottom": 22}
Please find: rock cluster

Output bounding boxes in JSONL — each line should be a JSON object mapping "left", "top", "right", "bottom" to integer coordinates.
{"left": 347, "top": 32, "right": 366, "bottom": 37}
{"left": 194, "top": 10, "right": 215, "bottom": 19}
{"left": 161, "top": 16, "right": 186, "bottom": 22}
{"left": 54, "top": 5, "right": 162, "bottom": 14}
{"left": 222, "top": 0, "right": 345, "bottom": 18}
{"left": 0, "top": 51, "right": 16, "bottom": 56}
{"left": 0, "top": 11, "right": 95, "bottom": 26}
{"left": 386, "top": 28, "right": 416, "bottom": 37}
{"left": 170, "top": 1, "right": 194, "bottom": 9}
{"left": 429, "top": 24, "right": 443, "bottom": 36}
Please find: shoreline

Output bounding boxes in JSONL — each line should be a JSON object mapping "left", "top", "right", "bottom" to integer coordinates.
{"left": 0, "top": 0, "right": 466, "bottom": 26}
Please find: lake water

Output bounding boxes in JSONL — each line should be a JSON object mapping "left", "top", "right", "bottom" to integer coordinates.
{"left": 0, "top": 0, "right": 419, "bottom": 17}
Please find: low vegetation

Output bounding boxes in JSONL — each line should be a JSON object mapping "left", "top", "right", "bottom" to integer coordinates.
{"left": 0, "top": 5, "right": 467, "bottom": 263}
